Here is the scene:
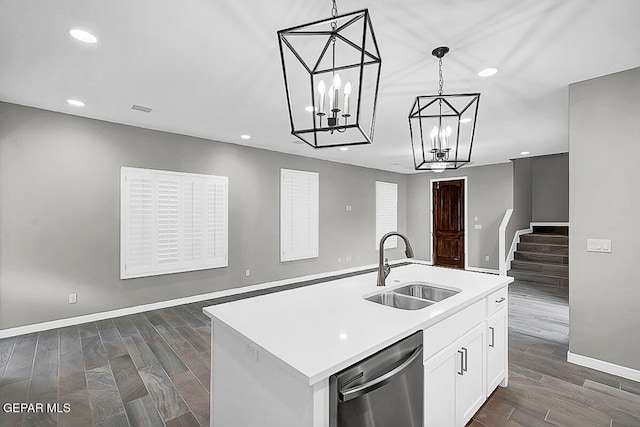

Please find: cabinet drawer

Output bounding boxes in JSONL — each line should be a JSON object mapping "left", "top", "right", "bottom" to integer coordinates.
{"left": 486, "top": 287, "right": 508, "bottom": 316}
{"left": 423, "top": 299, "right": 485, "bottom": 361}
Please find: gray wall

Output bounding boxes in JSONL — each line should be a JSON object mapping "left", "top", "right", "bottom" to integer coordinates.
{"left": 505, "top": 153, "right": 569, "bottom": 256}
{"left": 505, "top": 158, "right": 533, "bottom": 257}
{"left": 532, "top": 153, "right": 569, "bottom": 222}
{"left": 406, "top": 163, "right": 513, "bottom": 270}
{"left": 569, "top": 67, "right": 640, "bottom": 371}
{"left": 0, "top": 102, "right": 407, "bottom": 330}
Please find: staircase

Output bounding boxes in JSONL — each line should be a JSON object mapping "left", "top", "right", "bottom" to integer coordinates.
{"left": 508, "top": 225, "right": 568, "bottom": 287}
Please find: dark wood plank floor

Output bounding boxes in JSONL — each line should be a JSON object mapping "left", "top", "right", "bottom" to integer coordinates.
{"left": 0, "top": 301, "right": 215, "bottom": 427}
{"left": 1, "top": 280, "right": 639, "bottom": 426}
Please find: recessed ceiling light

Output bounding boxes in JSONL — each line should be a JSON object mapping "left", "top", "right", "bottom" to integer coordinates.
{"left": 240, "top": 134, "right": 251, "bottom": 140}
{"left": 68, "top": 28, "right": 98, "bottom": 44}
{"left": 478, "top": 68, "right": 498, "bottom": 77}
{"left": 339, "top": 147, "right": 349, "bottom": 151}
{"left": 460, "top": 118, "right": 472, "bottom": 123}
{"left": 520, "top": 151, "right": 530, "bottom": 155}
{"left": 67, "top": 99, "right": 85, "bottom": 107}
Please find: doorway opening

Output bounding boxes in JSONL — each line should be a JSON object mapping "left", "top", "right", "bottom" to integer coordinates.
{"left": 430, "top": 177, "right": 467, "bottom": 269}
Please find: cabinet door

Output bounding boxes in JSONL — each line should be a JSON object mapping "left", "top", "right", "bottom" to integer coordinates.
{"left": 487, "top": 308, "right": 507, "bottom": 394}
{"left": 455, "top": 323, "right": 486, "bottom": 426}
{"left": 424, "top": 346, "right": 456, "bottom": 427}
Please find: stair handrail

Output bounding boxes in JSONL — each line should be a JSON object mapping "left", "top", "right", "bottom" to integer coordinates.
{"left": 499, "top": 209, "right": 514, "bottom": 276}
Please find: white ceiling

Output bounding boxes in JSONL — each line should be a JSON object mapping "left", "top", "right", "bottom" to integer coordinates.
{"left": 1, "top": 0, "right": 639, "bottom": 174}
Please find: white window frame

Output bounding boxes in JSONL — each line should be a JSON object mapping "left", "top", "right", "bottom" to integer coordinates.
{"left": 121, "top": 167, "right": 228, "bottom": 279}
{"left": 376, "top": 181, "right": 398, "bottom": 250}
{"left": 280, "top": 168, "right": 319, "bottom": 262}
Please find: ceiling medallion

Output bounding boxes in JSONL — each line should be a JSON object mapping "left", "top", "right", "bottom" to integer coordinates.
{"left": 409, "top": 46, "right": 480, "bottom": 172}
{"left": 277, "top": 0, "right": 382, "bottom": 148}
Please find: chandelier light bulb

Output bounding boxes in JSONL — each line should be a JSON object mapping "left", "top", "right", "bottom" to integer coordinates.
{"left": 328, "top": 85, "right": 335, "bottom": 111}
{"left": 317, "top": 80, "right": 326, "bottom": 114}
{"left": 331, "top": 74, "right": 341, "bottom": 112}
{"left": 332, "top": 73, "right": 342, "bottom": 90}
{"left": 430, "top": 126, "right": 439, "bottom": 150}
{"left": 343, "top": 81, "right": 351, "bottom": 95}
{"left": 318, "top": 80, "right": 326, "bottom": 95}
{"left": 343, "top": 82, "right": 352, "bottom": 115}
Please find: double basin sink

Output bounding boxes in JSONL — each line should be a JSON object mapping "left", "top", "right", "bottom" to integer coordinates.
{"left": 365, "top": 282, "right": 460, "bottom": 310}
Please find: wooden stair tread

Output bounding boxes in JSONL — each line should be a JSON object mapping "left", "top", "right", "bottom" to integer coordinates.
{"left": 511, "top": 226, "right": 570, "bottom": 287}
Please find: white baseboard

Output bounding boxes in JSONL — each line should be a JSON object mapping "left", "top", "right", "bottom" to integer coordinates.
{"left": 466, "top": 266, "right": 499, "bottom": 275}
{"left": 0, "top": 259, "right": 412, "bottom": 339}
{"left": 567, "top": 351, "right": 640, "bottom": 382}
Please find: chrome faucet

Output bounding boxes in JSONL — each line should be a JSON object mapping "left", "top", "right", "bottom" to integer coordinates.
{"left": 377, "top": 232, "right": 415, "bottom": 286}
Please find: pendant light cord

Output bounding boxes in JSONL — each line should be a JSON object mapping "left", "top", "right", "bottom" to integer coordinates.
{"left": 331, "top": 0, "right": 338, "bottom": 81}
{"left": 438, "top": 57, "right": 444, "bottom": 96}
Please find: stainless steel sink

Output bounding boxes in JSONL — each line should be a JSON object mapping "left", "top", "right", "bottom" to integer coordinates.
{"left": 365, "top": 281, "right": 460, "bottom": 310}
{"left": 393, "top": 282, "right": 459, "bottom": 302}
{"left": 365, "top": 292, "right": 434, "bottom": 310}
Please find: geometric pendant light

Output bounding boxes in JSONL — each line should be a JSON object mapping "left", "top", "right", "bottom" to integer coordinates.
{"left": 277, "top": 0, "right": 382, "bottom": 148}
{"left": 409, "top": 46, "right": 480, "bottom": 172}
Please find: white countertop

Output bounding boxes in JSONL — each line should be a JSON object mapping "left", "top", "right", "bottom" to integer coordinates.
{"left": 203, "top": 263, "right": 512, "bottom": 385}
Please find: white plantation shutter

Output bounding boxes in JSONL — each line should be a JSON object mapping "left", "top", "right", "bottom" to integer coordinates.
{"left": 121, "top": 167, "right": 228, "bottom": 279}
{"left": 376, "top": 181, "right": 398, "bottom": 249}
{"left": 281, "top": 169, "right": 319, "bottom": 262}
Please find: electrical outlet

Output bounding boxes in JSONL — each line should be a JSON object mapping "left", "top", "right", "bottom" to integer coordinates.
{"left": 245, "top": 269, "right": 251, "bottom": 277}
{"left": 346, "top": 256, "right": 352, "bottom": 262}
{"left": 485, "top": 256, "right": 490, "bottom": 262}
{"left": 68, "top": 293, "right": 77, "bottom": 304}
{"left": 338, "top": 258, "right": 342, "bottom": 263}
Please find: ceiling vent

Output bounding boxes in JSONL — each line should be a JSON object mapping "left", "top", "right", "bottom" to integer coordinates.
{"left": 131, "top": 104, "right": 152, "bottom": 113}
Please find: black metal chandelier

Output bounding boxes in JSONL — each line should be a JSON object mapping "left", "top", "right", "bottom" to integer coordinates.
{"left": 409, "top": 46, "right": 480, "bottom": 172}
{"left": 277, "top": 0, "right": 382, "bottom": 148}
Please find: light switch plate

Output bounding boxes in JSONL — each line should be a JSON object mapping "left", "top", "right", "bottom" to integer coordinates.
{"left": 474, "top": 224, "right": 482, "bottom": 230}
{"left": 587, "top": 238, "right": 611, "bottom": 253}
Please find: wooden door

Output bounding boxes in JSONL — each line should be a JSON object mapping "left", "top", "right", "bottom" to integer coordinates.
{"left": 433, "top": 179, "right": 465, "bottom": 269}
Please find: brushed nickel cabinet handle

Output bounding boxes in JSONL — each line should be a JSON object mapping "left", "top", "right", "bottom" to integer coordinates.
{"left": 489, "top": 327, "right": 495, "bottom": 348}
{"left": 457, "top": 350, "right": 464, "bottom": 375}
{"left": 496, "top": 297, "right": 506, "bottom": 303}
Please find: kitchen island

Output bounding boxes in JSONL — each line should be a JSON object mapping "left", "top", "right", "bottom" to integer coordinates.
{"left": 203, "top": 263, "right": 513, "bottom": 426}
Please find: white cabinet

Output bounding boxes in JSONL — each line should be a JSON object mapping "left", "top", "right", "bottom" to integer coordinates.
{"left": 424, "top": 323, "right": 485, "bottom": 427}
{"left": 487, "top": 308, "right": 508, "bottom": 394}
{"left": 423, "top": 286, "right": 509, "bottom": 427}
{"left": 456, "top": 324, "right": 486, "bottom": 424}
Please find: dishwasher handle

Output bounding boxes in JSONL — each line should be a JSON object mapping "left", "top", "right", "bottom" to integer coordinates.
{"left": 339, "top": 344, "right": 423, "bottom": 402}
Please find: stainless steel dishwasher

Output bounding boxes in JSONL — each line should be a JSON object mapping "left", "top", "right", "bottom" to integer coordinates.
{"left": 329, "top": 330, "right": 423, "bottom": 427}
